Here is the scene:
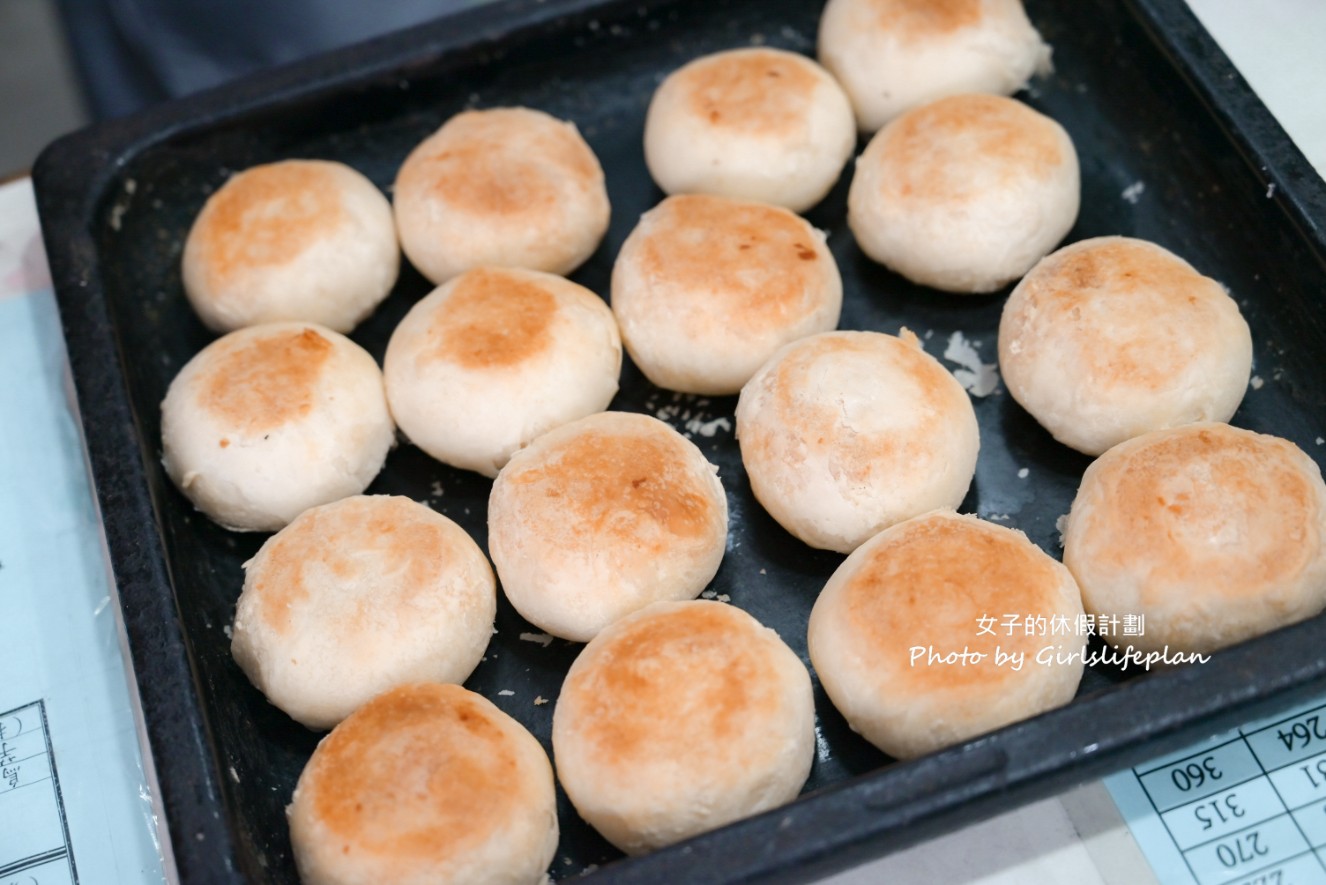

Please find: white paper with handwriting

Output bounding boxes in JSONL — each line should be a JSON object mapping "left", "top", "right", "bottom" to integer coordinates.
{"left": 0, "top": 179, "right": 167, "bottom": 884}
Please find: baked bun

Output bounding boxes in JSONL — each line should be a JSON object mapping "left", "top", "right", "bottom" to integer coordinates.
{"left": 160, "top": 322, "right": 394, "bottom": 532}
{"left": 611, "top": 194, "right": 842, "bottom": 395}
{"left": 999, "top": 237, "right": 1253, "bottom": 455}
{"left": 384, "top": 267, "right": 621, "bottom": 477}
{"left": 736, "top": 330, "right": 978, "bottom": 553}
{"left": 181, "top": 160, "right": 398, "bottom": 333}
{"left": 808, "top": 511, "right": 1085, "bottom": 759}
{"left": 848, "top": 93, "right": 1079, "bottom": 293}
{"left": 818, "top": 0, "right": 1050, "bottom": 132}
{"left": 288, "top": 683, "right": 558, "bottom": 885}
{"left": 552, "top": 600, "right": 814, "bottom": 854}
{"left": 643, "top": 48, "right": 856, "bottom": 212}
{"left": 1064, "top": 423, "right": 1326, "bottom": 656}
{"left": 488, "top": 412, "right": 727, "bottom": 642}
{"left": 231, "top": 495, "right": 496, "bottom": 730}
{"left": 393, "top": 107, "right": 610, "bottom": 284}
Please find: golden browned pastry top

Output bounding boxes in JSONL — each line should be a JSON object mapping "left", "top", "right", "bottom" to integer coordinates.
{"left": 301, "top": 684, "right": 532, "bottom": 863}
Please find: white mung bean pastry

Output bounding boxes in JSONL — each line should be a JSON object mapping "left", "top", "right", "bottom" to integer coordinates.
{"left": 488, "top": 412, "right": 728, "bottom": 642}
{"left": 553, "top": 601, "right": 815, "bottom": 854}
{"left": 736, "top": 330, "right": 979, "bottom": 553}
{"left": 809, "top": 511, "right": 1085, "bottom": 759}
{"left": 182, "top": 159, "right": 399, "bottom": 333}
{"left": 644, "top": 47, "right": 856, "bottom": 212}
{"left": 611, "top": 193, "right": 842, "bottom": 396}
{"left": 231, "top": 495, "right": 496, "bottom": 730}
{"left": 160, "top": 322, "right": 394, "bottom": 532}
{"left": 384, "top": 266, "right": 621, "bottom": 477}
{"left": 288, "top": 684, "right": 559, "bottom": 885}
{"left": 848, "top": 93, "right": 1079, "bottom": 293}
{"left": 999, "top": 237, "right": 1253, "bottom": 455}
{"left": 818, "top": 0, "right": 1050, "bottom": 132}
{"left": 1064, "top": 423, "right": 1326, "bottom": 657}
{"left": 393, "top": 107, "right": 610, "bottom": 284}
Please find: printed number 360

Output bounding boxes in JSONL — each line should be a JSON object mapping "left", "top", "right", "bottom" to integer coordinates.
{"left": 1173, "top": 756, "right": 1223, "bottom": 792}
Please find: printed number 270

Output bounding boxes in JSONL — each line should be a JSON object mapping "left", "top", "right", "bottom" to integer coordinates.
{"left": 1216, "top": 831, "right": 1268, "bottom": 868}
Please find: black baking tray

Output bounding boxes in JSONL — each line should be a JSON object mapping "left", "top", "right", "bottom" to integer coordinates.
{"left": 31, "top": 0, "right": 1326, "bottom": 881}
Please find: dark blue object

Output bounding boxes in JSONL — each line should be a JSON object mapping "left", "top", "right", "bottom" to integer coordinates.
{"left": 56, "top": 0, "right": 482, "bottom": 118}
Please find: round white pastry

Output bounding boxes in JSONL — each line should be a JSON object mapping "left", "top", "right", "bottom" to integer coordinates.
{"left": 288, "top": 683, "right": 558, "bottom": 885}
{"left": 611, "top": 194, "right": 842, "bottom": 396}
{"left": 384, "top": 266, "right": 622, "bottom": 477}
{"left": 160, "top": 322, "right": 394, "bottom": 532}
{"left": 553, "top": 600, "right": 815, "bottom": 854}
{"left": 231, "top": 495, "right": 496, "bottom": 730}
{"left": 736, "top": 330, "right": 979, "bottom": 553}
{"left": 848, "top": 93, "right": 1079, "bottom": 293}
{"left": 818, "top": 0, "right": 1050, "bottom": 132}
{"left": 1064, "top": 423, "right": 1326, "bottom": 657}
{"left": 181, "top": 160, "right": 399, "bottom": 333}
{"left": 643, "top": 47, "right": 856, "bottom": 212}
{"left": 808, "top": 511, "right": 1085, "bottom": 759}
{"left": 393, "top": 107, "right": 610, "bottom": 284}
{"left": 487, "top": 412, "right": 728, "bottom": 642}
{"left": 999, "top": 237, "right": 1253, "bottom": 456}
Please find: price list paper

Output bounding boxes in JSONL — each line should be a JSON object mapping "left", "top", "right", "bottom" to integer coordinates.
{"left": 0, "top": 701, "right": 75, "bottom": 884}
{"left": 0, "top": 179, "right": 166, "bottom": 882}
{"left": 1106, "top": 698, "right": 1326, "bottom": 885}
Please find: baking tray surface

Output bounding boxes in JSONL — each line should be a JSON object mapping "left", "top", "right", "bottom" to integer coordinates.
{"left": 32, "top": 0, "right": 1326, "bottom": 881}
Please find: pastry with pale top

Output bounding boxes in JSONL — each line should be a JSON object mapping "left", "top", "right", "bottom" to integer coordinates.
{"left": 288, "top": 683, "right": 558, "bottom": 885}
{"left": 644, "top": 47, "right": 856, "bottom": 212}
{"left": 818, "top": 0, "right": 1050, "bottom": 132}
{"left": 231, "top": 495, "right": 496, "bottom": 730}
{"left": 553, "top": 600, "right": 814, "bottom": 854}
{"left": 809, "top": 510, "right": 1086, "bottom": 759}
{"left": 848, "top": 93, "right": 1079, "bottom": 293}
{"left": 736, "top": 330, "right": 979, "bottom": 553}
{"left": 999, "top": 236, "right": 1253, "bottom": 455}
{"left": 1064, "top": 423, "right": 1326, "bottom": 656}
{"left": 160, "top": 322, "right": 394, "bottom": 532}
{"left": 393, "top": 107, "right": 610, "bottom": 284}
{"left": 611, "top": 194, "right": 842, "bottom": 396}
{"left": 182, "top": 159, "right": 399, "bottom": 333}
{"left": 384, "top": 266, "right": 621, "bottom": 477}
{"left": 487, "top": 411, "right": 727, "bottom": 642}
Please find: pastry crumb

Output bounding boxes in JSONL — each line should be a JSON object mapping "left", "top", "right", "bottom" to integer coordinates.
{"left": 943, "top": 331, "right": 999, "bottom": 397}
